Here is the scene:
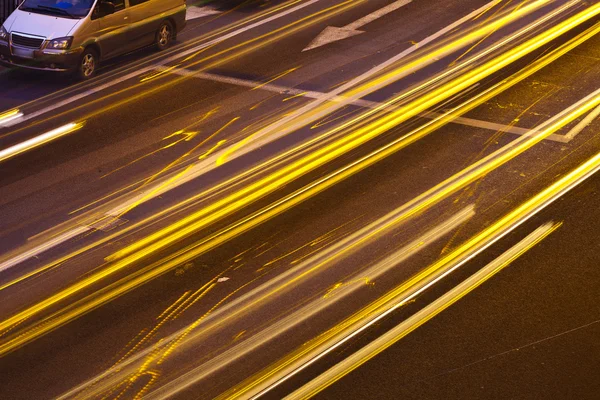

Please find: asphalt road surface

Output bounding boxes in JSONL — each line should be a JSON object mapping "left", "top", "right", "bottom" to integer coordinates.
{"left": 0, "top": 0, "right": 599, "bottom": 399}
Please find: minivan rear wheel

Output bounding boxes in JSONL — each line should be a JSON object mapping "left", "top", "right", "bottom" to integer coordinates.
{"left": 77, "top": 48, "right": 98, "bottom": 80}
{"left": 156, "top": 21, "right": 173, "bottom": 51}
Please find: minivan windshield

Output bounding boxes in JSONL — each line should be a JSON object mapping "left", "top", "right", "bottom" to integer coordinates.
{"left": 20, "top": 0, "right": 95, "bottom": 19}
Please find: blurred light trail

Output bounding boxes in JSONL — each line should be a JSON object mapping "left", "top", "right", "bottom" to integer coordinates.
{"left": 0, "top": 122, "right": 83, "bottom": 163}
{"left": 140, "top": 206, "right": 476, "bottom": 400}
{"left": 0, "top": 109, "right": 23, "bottom": 127}
{"left": 107, "top": 3, "right": 599, "bottom": 264}
{"left": 216, "top": 0, "right": 558, "bottom": 165}
{"left": 55, "top": 199, "right": 444, "bottom": 399}
{"left": 229, "top": 141, "right": 600, "bottom": 399}
{"left": 1, "top": 7, "right": 597, "bottom": 353}
{"left": 285, "top": 222, "right": 562, "bottom": 400}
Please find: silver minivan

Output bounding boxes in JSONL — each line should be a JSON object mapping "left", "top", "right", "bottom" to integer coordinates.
{"left": 0, "top": 0, "right": 186, "bottom": 79}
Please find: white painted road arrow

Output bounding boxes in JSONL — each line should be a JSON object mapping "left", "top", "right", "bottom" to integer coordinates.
{"left": 303, "top": 0, "right": 412, "bottom": 51}
{"left": 186, "top": 5, "right": 222, "bottom": 21}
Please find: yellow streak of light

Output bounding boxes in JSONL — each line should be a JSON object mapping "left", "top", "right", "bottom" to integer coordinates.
{"left": 110, "top": 5, "right": 600, "bottom": 263}
{"left": 448, "top": 0, "right": 514, "bottom": 66}
{"left": 141, "top": 206, "right": 475, "bottom": 399}
{"left": 251, "top": 67, "right": 300, "bottom": 91}
{"left": 286, "top": 222, "right": 562, "bottom": 399}
{"left": 199, "top": 140, "right": 227, "bottom": 159}
{"left": 1, "top": 6, "right": 598, "bottom": 357}
{"left": 0, "top": 9, "right": 600, "bottom": 354}
{"left": 228, "top": 155, "right": 590, "bottom": 398}
{"left": 283, "top": 92, "right": 307, "bottom": 102}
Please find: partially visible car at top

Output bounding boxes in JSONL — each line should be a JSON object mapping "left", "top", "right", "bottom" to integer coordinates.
{"left": 0, "top": 0, "right": 186, "bottom": 79}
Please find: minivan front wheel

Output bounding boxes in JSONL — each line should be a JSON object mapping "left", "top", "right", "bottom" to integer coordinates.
{"left": 77, "top": 48, "right": 98, "bottom": 80}
{"left": 156, "top": 21, "right": 173, "bottom": 51}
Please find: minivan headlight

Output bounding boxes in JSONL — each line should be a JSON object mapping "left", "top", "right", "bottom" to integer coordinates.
{"left": 47, "top": 36, "right": 73, "bottom": 50}
{"left": 0, "top": 26, "right": 8, "bottom": 42}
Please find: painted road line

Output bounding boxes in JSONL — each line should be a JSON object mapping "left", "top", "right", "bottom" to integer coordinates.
{"left": 0, "top": 0, "right": 328, "bottom": 128}
{"left": 186, "top": 5, "right": 222, "bottom": 20}
{"left": 285, "top": 221, "right": 560, "bottom": 400}
{"left": 0, "top": 122, "right": 83, "bottom": 163}
{"left": 303, "top": 0, "right": 412, "bottom": 50}
{"left": 160, "top": 66, "right": 551, "bottom": 139}
{"left": 562, "top": 103, "right": 600, "bottom": 142}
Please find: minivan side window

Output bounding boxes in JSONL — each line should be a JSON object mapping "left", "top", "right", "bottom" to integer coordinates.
{"left": 91, "top": 0, "right": 126, "bottom": 19}
{"left": 129, "top": 0, "right": 150, "bottom": 6}
{"left": 112, "top": 0, "right": 126, "bottom": 11}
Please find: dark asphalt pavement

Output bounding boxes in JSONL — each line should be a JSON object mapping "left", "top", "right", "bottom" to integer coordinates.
{"left": 0, "top": 0, "right": 599, "bottom": 399}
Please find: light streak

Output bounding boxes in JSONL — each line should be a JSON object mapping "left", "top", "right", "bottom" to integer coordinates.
{"left": 142, "top": 207, "right": 476, "bottom": 400}
{"left": 251, "top": 67, "right": 300, "bottom": 91}
{"left": 0, "top": 108, "right": 23, "bottom": 127}
{"left": 285, "top": 222, "right": 561, "bottom": 399}
{"left": 109, "top": 4, "right": 600, "bottom": 264}
{"left": 231, "top": 140, "right": 600, "bottom": 399}
{"left": 0, "top": 122, "right": 83, "bottom": 163}
{"left": 2, "top": 9, "right": 598, "bottom": 356}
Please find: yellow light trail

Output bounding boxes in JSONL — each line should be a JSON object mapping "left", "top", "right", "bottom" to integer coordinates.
{"left": 1, "top": 11, "right": 598, "bottom": 356}
{"left": 226, "top": 139, "right": 600, "bottom": 399}
{"left": 285, "top": 221, "right": 562, "bottom": 400}
{"left": 109, "top": 5, "right": 600, "bottom": 263}
{"left": 139, "top": 207, "right": 476, "bottom": 400}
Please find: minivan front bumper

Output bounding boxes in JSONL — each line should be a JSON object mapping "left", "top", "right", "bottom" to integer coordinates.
{"left": 0, "top": 41, "right": 82, "bottom": 72}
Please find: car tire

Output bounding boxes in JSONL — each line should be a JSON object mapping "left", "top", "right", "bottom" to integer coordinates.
{"left": 76, "top": 48, "right": 98, "bottom": 80}
{"left": 156, "top": 21, "right": 173, "bottom": 51}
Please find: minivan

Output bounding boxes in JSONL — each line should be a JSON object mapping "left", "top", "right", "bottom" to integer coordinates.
{"left": 0, "top": 0, "right": 186, "bottom": 79}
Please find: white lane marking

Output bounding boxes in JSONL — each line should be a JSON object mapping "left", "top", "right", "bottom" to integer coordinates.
{"left": 284, "top": 221, "right": 559, "bottom": 399}
{"left": 186, "top": 5, "right": 222, "bottom": 20}
{"left": 160, "top": 66, "right": 558, "bottom": 139}
{"left": 0, "top": 226, "right": 88, "bottom": 273}
{"left": 562, "top": 103, "right": 600, "bottom": 142}
{"left": 303, "top": 0, "right": 412, "bottom": 51}
{"left": 0, "top": 122, "right": 83, "bottom": 163}
{"left": 2, "top": 0, "right": 326, "bottom": 128}
{"left": 243, "top": 0, "right": 504, "bottom": 158}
